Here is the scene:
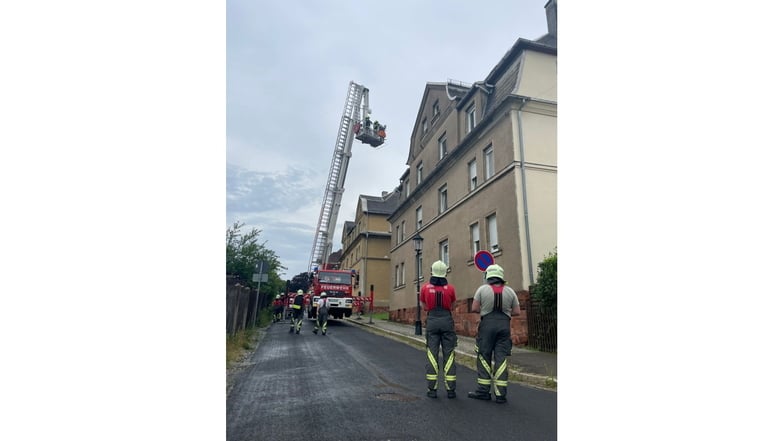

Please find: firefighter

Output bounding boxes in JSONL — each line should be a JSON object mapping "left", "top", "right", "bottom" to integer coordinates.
{"left": 289, "top": 289, "right": 305, "bottom": 334}
{"left": 273, "top": 294, "right": 284, "bottom": 323}
{"left": 468, "top": 264, "right": 521, "bottom": 404}
{"left": 312, "top": 292, "right": 329, "bottom": 335}
{"left": 420, "top": 260, "right": 457, "bottom": 399}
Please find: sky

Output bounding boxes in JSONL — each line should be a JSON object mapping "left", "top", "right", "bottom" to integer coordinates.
{"left": 226, "top": 0, "right": 550, "bottom": 281}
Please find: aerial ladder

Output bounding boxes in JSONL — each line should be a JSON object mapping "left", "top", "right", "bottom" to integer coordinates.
{"left": 308, "top": 81, "right": 386, "bottom": 272}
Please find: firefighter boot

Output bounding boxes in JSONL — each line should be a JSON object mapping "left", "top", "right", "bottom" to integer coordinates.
{"left": 447, "top": 390, "right": 456, "bottom": 399}
{"left": 427, "top": 389, "right": 437, "bottom": 399}
{"left": 468, "top": 391, "right": 491, "bottom": 400}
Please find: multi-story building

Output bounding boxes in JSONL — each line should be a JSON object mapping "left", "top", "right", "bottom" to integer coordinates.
{"left": 386, "top": 1, "right": 557, "bottom": 342}
{"left": 340, "top": 190, "right": 400, "bottom": 312}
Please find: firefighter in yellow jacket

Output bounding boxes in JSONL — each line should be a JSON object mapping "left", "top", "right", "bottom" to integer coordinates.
{"left": 289, "top": 290, "right": 305, "bottom": 334}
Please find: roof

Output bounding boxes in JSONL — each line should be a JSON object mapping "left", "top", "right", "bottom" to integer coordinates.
{"left": 359, "top": 190, "right": 400, "bottom": 215}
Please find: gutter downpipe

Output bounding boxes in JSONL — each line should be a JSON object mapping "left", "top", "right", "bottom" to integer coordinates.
{"left": 516, "top": 102, "right": 535, "bottom": 286}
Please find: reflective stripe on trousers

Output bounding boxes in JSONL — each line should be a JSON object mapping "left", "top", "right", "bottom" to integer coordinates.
{"left": 474, "top": 311, "right": 512, "bottom": 397}
{"left": 315, "top": 310, "right": 329, "bottom": 333}
{"left": 425, "top": 310, "right": 457, "bottom": 392}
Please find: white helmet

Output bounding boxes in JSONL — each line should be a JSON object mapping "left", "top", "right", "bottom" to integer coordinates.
{"left": 485, "top": 264, "right": 505, "bottom": 282}
{"left": 320, "top": 292, "right": 327, "bottom": 298}
{"left": 431, "top": 260, "right": 448, "bottom": 278}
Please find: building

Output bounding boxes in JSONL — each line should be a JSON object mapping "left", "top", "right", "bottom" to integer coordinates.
{"left": 386, "top": 1, "right": 557, "bottom": 343}
{"left": 340, "top": 190, "right": 400, "bottom": 312}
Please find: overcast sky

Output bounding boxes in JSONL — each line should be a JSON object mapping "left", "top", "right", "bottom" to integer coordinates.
{"left": 227, "top": 0, "right": 550, "bottom": 280}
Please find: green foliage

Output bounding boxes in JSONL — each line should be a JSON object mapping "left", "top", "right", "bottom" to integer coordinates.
{"left": 226, "top": 221, "right": 285, "bottom": 299}
{"left": 288, "top": 272, "right": 311, "bottom": 293}
{"left": 532, "top": 250, "right": 557, "bottom": 311}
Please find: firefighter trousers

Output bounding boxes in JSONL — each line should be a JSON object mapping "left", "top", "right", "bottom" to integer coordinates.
{"left": 474, "top": 312, "right": 512, "bottom": 398}
{"left": 315, "top": 309, "right": 328, "bottom": 334}
{"left": 425, "top": 310, "right": 457, "bottom": 392}
{"left": 290, "top": 310, "right": 303, "bottom": 333}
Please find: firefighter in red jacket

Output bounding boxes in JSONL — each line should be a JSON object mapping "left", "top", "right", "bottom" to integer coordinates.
{"left": 420, "top": 260, "right": 458, "bottom": 399}
{"left": 468, "top": 264, "right": 521, "bottom": 404}
{"left": 272, "top": 294, "right": 284, "bottom": 323}
{"left": 289, "top": 290, "right": 305, "bottom": 334}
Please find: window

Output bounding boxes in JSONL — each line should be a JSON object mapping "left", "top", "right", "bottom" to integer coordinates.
{"left": 405, "top": 179, "right": 410, "bottom": 198}
{"left": 468, "top": 159, "right": 477, "bottom": 191}
{"left": 400, "top": 262, "right": 405, "bottom": 286}
{"left": 416, "top": 162, "right": 423, "bottom": 185}
{"left": 438, "top": 133, "right": 447, "bottom": 160}
{"left": 396, "top": 225, "right": 400, "bottom": 245}
{"left": 438, "top": 184, "right": 448, "bottom": 214}
{"left": 484, "top": 144, "right": 494, "bottom": 179}
{"left": 416, "top": 206, "right": 423, "bottom": 229}
{"left": 394, "top": 265, "right": 399, "bottom": 286}
{"left": 401, "top": 220, "right": 406, "bottom": 238}
{"left": 439, "top": 240, "right": 450, "bottom": 267}
{"left": 416, "top": 253, "right": 423, "bottom": 281}
{"left": 432, "top": 100, "right": 440, "bottom": 121}
{"left": 470, "top": 223, "right": 480, "bottom": 255}
{"left": 466, "top": 103, "right": 476, "bottom": 133}
{"left": 487, "top": 213, "right": 498, "bottom": 251}
{"left": 422, "top": 118, "right": 428, "bottom": 135}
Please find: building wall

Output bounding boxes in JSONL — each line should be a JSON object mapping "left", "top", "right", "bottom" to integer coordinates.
{"left": 387, "top": 43, "right": 557, "bottom": 343}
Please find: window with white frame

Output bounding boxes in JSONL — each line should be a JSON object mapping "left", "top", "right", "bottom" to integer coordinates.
{"left": 394, "top": 264, "right": 399, "bottom": 286}
{"left": 405, "top": 179, "right": 410, "bottom": 198}
{"left": 466, "top": 103, "right": 476, "bottom": 133}
{"left": 438, "top": 184, "right": 448, "bottom": 214}
{"left": 433, "top": 100, "right": 440, "bottom": 121}
{"left": 468, "top": 159, "right": 477, "bottom": 191}
{"left": 438, "top": 133, "right": 447, "bottom": 160}
{"left": 416, "top": 162, "right": 423, "bottom": 185}
{"left": 416, "top": 206, "right": 423, "bottom": 229}
{"left": 439, "top": 239, "right": 449, "bottom": 267}
{"left": 422, "top": 118, "right": 428, "bottom": 135}
{"left": 400, "top": 262, "right": 405, "bottom": 286}
{"left": 484, "top": 144, "right": 494, "bottom": 179}
{"left": 401, "top": 220, "right": 406, "bottom": 238}
{"left": 396, "top": 225, "right": 400, "bottom": 245}
{"left": 487, "top": 213, "right": 498, "bottom": 251}
{"left": 470, "top": 222, "right": 480, "bottom": 255}
{"left": 417, "top": 253, "right": 422, "bottom": 281}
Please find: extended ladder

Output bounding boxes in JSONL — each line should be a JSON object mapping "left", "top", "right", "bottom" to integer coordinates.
{"left": 308, "top": 81, "right": 374, "bottom": 271}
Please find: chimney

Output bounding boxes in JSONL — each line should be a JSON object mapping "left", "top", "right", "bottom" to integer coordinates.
{"left": 544, "top": 0, "right": 557, "bottom": 37}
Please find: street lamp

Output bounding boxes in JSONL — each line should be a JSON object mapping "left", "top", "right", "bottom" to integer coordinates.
{"left": 413, "top": 232, "right": 423, "bottom": 335}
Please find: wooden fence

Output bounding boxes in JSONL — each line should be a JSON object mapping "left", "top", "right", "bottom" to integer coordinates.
{"left": 525, "top": 299, "right": 557, "bottom": 352}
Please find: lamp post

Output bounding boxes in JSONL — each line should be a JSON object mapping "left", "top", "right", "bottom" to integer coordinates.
{"left": 413, "top": 232, "right": 423, "bottom": 335}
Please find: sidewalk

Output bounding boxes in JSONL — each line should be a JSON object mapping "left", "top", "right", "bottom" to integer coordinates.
{"left": 344, "top": 315, "right": 557, "bottom": 390}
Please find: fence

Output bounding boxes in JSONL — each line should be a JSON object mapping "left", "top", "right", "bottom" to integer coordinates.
{"left": 525, "top": 299, "right": 557, "bottom": 352}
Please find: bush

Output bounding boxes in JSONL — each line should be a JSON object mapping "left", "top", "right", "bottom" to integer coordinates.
{"left": 532, "top": 251, "right": 557, "bottom": 311}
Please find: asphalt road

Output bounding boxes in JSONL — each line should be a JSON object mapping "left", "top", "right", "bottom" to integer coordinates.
{"left": 227, "top": 319, "right": 557, "bottom": 441}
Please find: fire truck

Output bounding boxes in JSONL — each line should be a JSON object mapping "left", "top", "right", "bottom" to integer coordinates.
{"left": 305, "top": 81, "right": 384, "bottom": 320}
{"left": 309, "top": 267, "right": 355, "bottom": 320}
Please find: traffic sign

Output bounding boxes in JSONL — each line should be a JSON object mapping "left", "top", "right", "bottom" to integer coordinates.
{"left": 474, "top": 250, "right": 495, "bottom": 271}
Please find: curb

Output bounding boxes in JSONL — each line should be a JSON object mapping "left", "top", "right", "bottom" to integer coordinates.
{"left": 345, "top": 318, "right": 556, "bottom": 391}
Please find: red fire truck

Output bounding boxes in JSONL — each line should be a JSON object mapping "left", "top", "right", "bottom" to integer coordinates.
{"left": 310, "top": 267, "right": 354, "bottom": 320}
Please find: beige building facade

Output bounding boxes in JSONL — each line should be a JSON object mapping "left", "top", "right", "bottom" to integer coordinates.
{"left": 340, "top": 192, "right": 399, "bottom": 311}
{"left": 386, "top": 30, "right": 557, "bottom": 319}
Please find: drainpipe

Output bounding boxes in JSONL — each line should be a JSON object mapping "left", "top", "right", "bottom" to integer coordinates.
{"left": 516, "top": 104, "right": 535, "bottom": 286}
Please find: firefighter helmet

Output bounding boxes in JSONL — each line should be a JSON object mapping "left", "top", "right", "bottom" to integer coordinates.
{"left": 431, "top": 260, "right": 448, "bottom": 278}
{"left": 485, "top": 264, "right": 505, "bottom": 282}
{"left": 296, "top": 289, "right": 304, "bottom": 295}
{"left": 320, "top": 292, "right": 327, "bottom": 298}
{"left": 275, "top": 294, "right": 280, "bottom": 299}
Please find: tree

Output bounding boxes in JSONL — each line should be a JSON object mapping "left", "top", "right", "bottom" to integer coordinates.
{"left": 226, "top": 221, "right": 283, "bottom": 292}
{"left": 532, "top": 250, "right": 557, "bottom": 312}
{"left": 288, "top": 272, "right": 312, "bottom": 293}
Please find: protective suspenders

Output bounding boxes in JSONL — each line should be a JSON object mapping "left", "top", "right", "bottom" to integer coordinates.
{"left": 492, "top": 285, "right": 504, "bottom": 312}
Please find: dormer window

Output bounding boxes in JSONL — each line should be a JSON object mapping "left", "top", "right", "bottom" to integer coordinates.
{"left": 466, "top": 103, "right": 476, "bottom": 133}
{"left": 422, "top": 117, "right": 429, "bottom": 135}
{"left": 432, "top": 100, "right": 440, "bottom": 121}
